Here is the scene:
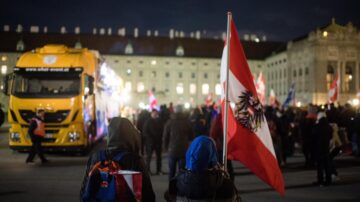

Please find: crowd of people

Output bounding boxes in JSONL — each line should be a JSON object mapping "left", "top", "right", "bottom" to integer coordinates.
{"left": 17, "top": 100, "right": 360, "bottom": 201}
{"left": 134, "top": 101, "right": 360, "bottom": 189}
{"left": 81, "top": 104, "right": 240, "bottom": 201}
{"left": 265, "top": 102, "right": 360, "bottom": 186}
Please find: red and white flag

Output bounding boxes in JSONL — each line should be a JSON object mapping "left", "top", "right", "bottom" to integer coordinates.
{"left": 220, "top": 16, "right": 285, "bottom": 195}
{"left": 256, "top": 71, "right": 266, "bottom": 105}
{"left": 148, "top": 90, "right": 157, "bottom": 110}
{"left": 269, "top": 89, "right": 280, "bottom": 108}
{"left": 205, "top": 93, "right": 213, "bottom": 106}
{"left": 328, "top": 72, "right": 340, "bottom": 103}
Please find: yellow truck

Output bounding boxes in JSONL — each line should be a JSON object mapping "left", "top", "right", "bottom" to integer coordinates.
{"left": 3, "top": 44, "right": 116, "bottom": 152}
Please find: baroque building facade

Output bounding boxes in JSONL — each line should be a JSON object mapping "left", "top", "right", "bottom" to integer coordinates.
{"left": 1, "top": 19, "right": 360, "bottom": 111}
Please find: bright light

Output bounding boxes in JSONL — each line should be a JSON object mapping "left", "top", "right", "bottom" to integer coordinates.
{"left": 151, "top": 60, "right": 157, "bottom": 65}
{"left": 1, "top": 65, "right": 7, "bottom": 75}
{"left": 202, "top": 83, "right": 209, "bottom": 95}
{"left": 296, "top": 101, "right": 302, "bottom": 107}
{"left": 189, "top": 83, "right": 196, "bottom": 94}
{"left": 125, "top": 82, "right": 132, "bottom": 92}
{"left": 120, "top": 90, "right": 131, "bottom": 103}
{"left": 0, "top": 84, "right": 3, "bottom": 90}
{"left": 215, "top": 84, "right": 221, "bottom": 95}
{"left": 1, "top": 56, "right": 7, "bottom": 61}
{"left": 352, "top": 98, "right": 359, "bottom": 106}
{"left": 138, "top": 102, "right": 145, "bottom": 109}
{"left": 137, "top": 82, "right": 145, "bottom": 92}
{"left": 323, "top": 31, "right": 328, "bottom": 37}
{"left": 321, "top": 105, "right": 325, "bottom": 109}
{"left": 230, "top": 102, "right": 235, "bottom": 109}
{"left": 184, "top": 102, "right": 190, "bottom": 109}
{"left": 349, "top": 75, "right": 353, "bottom": 80}
{"left": 127, "top": 69, "right": 131, "bottom": 75}
{"left": 84, "top": 87, "right": 89, "bottom": 94}
{"left": 254, "top": 38, "right": 260, "bottom": 43}
{"left": 176, "top": 83, "right": 184, "bottom": 94}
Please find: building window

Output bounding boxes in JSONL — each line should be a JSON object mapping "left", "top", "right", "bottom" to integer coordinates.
{"left": 202, "top": 84, "right": 209, "bottom": 95}
{"left": 1, "top": 55, "right": 7, "bottom": 61}
{"left": 190, "top": 83, "right": 196, "bottom": 94}
{"left": 125, "top": 42, "right": 133, "bottom": 54}
{"left": 127, "top": 60, "right": 131, "bottom": 64}
{"left": 215, "top": 84, "right": 221, "bottom": 95}
{"left": 191, "top": 72, "right": 196, "bottom": 79}
{"left": 176, "top": 83, "right": 184, "bottom": 94}
{"left": 204, "top": 62, "right": 208, "bottom": 66}
{"left": 165, "top": 72, "right": 170, "bottom": 78}
{"left": 293, "top": 69, "right": 297, "bottom": 78}
{"left": 139, "top": 60, "right": 143, "bottom": 64}
{"left": 176, "top": 45, "right": 184, "bottom": 56}
{"left": 204, "top": 73, "right": 208, "bottom": 79}
{"left": 126, "top": 69, "right": 131, "bottom": 76}
{"left": 165, "top": 61, "right": 170, "bottom": 65}
{"left": 114, "top": 60, "right": 119, "bottom": 63}
{"left": 192, "top": 62, "right": 196, "bottom": 66}
{"left": 179, "top": 72, "right": 183, "bottom": 78}
{"left": 151, "top": 71, "right": 156, "bottom": 78}
{"left": 1, "top": 65, "right": 7, "bottom": 75}
{"left": 305, "top": 67, "right": 309, "bottom": 75}
{"left": 326, "top": 61, "right": 336, "bottom": 90}
{"left": 139, "top": 70, "right": 143, "bottom": 77}
{"left": 279, "top": 69, "right": 282, "bottom": 79}
{"left": 345, "top": 62, "right": 355, "bottom": 92}
{"left": 137, "top": 82, "right": 145, "bottom": 93}
{"left": 178, "top": 62, "right": 183, "bottom": 65}
{"left": 299, "top": 68, "right": 303, "bottom": 76}
{"left": 125, "top": 82, "right": 132, "bottom": 92}
{"left": 16, "top": 39, "right": 25, "bottom": 51}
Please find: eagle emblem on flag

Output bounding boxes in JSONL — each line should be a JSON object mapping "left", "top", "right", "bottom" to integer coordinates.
{"left": 234, "top": 91, "right": 264, "bottom": 132}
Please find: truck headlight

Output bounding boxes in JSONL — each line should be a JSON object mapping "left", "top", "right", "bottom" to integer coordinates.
{"left": 10, "top": 132, "right": 21, "bottom": 142}
{"left": 68, "top": 131, "right": 80, "bottom": 142}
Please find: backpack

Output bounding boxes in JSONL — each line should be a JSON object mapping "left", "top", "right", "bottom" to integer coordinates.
{"left": 82, "top": 150, "right": 142, "bottom": 202}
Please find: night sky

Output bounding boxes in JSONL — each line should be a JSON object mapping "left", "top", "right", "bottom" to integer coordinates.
{"left": 1, "top": 0, "right": 358, "bottom": 41}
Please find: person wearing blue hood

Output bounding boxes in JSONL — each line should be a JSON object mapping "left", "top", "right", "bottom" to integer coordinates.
{"left": 165, "top": 136, "right": 240, "bottom": 202}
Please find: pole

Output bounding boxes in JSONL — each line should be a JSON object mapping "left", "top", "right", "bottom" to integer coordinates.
{"left": 222, "top": 12, "right": 232, "bottom": 171}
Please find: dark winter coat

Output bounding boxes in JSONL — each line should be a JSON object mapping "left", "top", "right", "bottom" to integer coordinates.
{"left": 313, "top": 117, "right": 333, "bottom": 157}
{"left": 163, "top": 112, "right": 194, "bottom": 158}
{"left": 80, "top": 117, "right": 155, "bottom": 202}
{"left": 143, "top": 117, "right": 164, "bottom": 147}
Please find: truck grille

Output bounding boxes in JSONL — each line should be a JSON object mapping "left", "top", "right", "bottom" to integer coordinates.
{"left": 19, "top": 110, "right": 71, "bottom": 123}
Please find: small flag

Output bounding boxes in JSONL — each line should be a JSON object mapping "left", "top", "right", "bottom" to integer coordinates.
{"left": 256, "top": 71, "right": 266, "bottom": 105}
{"left": 148, "top": 90, "right": 157, "bottom": 110}
{"left": 269, "top": 89, "right": 280, "bottom": 108}
{"left": 328, "top": 72, "right": 340, "bottom": 103}
{"left": 205, "top": 93, "right": 213, "bottom": 106}
{"left": 283, "top": 82, "right": 296, "bottom": 108}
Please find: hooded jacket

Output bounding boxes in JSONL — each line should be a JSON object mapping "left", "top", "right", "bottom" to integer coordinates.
{"left": 167, "top": 136, "right": 239, "bottom": 202}
{"left": 80, "top": 117, "right": 155, "bottom": 202}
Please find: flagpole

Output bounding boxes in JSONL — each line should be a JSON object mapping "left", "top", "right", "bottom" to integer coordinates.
{"left": 223, "top": 12, "right": 232, "bottom": 171}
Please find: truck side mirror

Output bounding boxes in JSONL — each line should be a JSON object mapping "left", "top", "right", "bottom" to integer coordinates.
{"left": 88, "top": 76, "right": 94, "bottom": 95}
{"left": 2, "top": 74, "right": 11, "bottom": 96}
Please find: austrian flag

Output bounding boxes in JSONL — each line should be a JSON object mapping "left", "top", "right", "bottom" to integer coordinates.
{"left": 220, "top": 15, "right": 285, "bottom": 195}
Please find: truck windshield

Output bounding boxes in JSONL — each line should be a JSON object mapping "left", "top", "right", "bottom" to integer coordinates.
{"left": 12, "top": 73, "right": 81, "bottom": 98}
